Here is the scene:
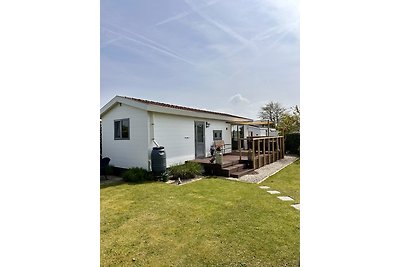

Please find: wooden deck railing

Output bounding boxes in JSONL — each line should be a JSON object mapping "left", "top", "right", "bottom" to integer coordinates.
{"left": 238, "top": 136, "right": 285, "bottom": 169}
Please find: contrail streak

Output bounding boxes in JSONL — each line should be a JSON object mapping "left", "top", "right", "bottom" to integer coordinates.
{"left": 227, "top": 26, "right": 295, "bottom": 79}
{"left": 104, "top": 22, "right": 181, "bottom": 57}
{"left": 184, "top": 0, "right": 254, "bottom": 48}
{"left": 155, "top": 0, "right": 221, "bottom": 26}
{"left": 103, "top": 27, "right": 196, "bottom": 66}
{"left": 156, "top": 11, "right": 191, "bottom": 26}
{"left": 101, "top": 36, "right": 122, "bottom": 49}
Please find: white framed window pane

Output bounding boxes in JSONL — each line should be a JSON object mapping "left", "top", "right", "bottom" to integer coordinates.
{"left": 121, "top": 119, "right": 129, "bottom": 139}
{"left": 213, "top": 130, "right": 222, "bottom": 140}
{"left": 114, "top": 121, "right": 121, "bottom": 139}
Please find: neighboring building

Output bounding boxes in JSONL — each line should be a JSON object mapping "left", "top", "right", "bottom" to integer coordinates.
{"left": 100, "top": 96, "right": 252, "bottom": 170}
{"left": 248, "top": 125, "right": 278, "bottom": 137}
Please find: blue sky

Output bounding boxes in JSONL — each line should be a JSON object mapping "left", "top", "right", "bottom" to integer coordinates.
{"left": 101, "top": 0, "right": 299, "bottom": 119}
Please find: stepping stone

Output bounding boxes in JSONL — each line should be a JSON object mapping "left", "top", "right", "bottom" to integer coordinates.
{"left": 277, "top": 196, "right": 294, "bottom": 201}
{"left": 266, "top": 190, "right": 280, "bottom": 194}
{"left": 258, "top": 186, "right": 270, "bottom": 189}
{"left": 291, "top": 204, "right": 300, "bottom": 210}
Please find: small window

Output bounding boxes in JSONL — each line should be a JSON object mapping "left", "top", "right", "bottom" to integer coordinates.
{"left": 213, "top": 130, "right": 222, "bottom": 140}
{"left": 114, "top": 118, "right": 130, "bottom": 140}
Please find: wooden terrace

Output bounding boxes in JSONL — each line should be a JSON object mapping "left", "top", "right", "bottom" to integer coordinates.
{"left": 190, "top": 136, "right": 285, "bottom": 178}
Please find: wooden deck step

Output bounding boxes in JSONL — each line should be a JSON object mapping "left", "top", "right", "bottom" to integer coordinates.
{"left": 220, "top": 163, "right": 245, "bottom": 177}
{"left": 221, "top": 163, "right": 247, "bottom": 176}
{"left": 230, "top": 168, "right": 255, "bottom": 178}
{"left": 221, "top": 160, "right": 240, "bottom": 168}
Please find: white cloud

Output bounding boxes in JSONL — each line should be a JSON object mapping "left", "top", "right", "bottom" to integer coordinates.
{"left": 229, "top": 93, "right": 250, "bottom": 104}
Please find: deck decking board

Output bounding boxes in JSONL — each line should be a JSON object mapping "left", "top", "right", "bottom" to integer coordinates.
{"left": 189, "top": 151, "right": 284, "bottom": 178}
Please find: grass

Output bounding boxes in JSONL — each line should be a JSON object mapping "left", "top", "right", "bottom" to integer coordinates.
{"left": 259, "top": 159, "right": 300, "bottom": 203}
{"left": 101, "top": 162, "right": 300, "bottom": 266}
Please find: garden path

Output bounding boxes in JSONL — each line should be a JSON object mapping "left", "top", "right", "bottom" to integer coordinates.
{"left": 239, "top": 155, "right": 299, "bottom": 184}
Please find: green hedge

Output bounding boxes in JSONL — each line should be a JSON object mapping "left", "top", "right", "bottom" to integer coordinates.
{"left": 285, "top": 132, "right": 300, "bottom": 155}
{"left": 169, "top": 162, "right": 202, "bottom": 180}
{"left": 122, "top": 167, "right": 153, "bottom": 183}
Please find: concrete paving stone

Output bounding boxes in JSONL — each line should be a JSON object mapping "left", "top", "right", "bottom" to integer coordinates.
{"left": 291, "top": 204, "right": 300, "bottom": 210}
{"left": 258, "top": 186, "right": 270, "bottom": 189}
{"left": 277, "top": 196, "right": 294, "bottom": 201}
{"left": 266, "top": 190, "right": 280, "bottom": 194}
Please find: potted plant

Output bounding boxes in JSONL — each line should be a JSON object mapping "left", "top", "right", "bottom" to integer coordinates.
{"left": 215, "top": 145, "right": 223, "bottom": 165}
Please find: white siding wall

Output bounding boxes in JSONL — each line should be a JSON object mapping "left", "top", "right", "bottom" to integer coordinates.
{"left": 268, "top": 128, "right": 278, "bottom": 137}
{"left": 248, "top": 126, "right": 279, "bottom": 137}
{"left": 248, "top": 126, "right": 261, "bottom": 136}
{"left": 249, "top": 126, "right": 272, "bottom": 136}
{"left": 102, "top": 104, "right": 237, "bottom": 169}
{"left": 153, "top": 113, "right": 195, "bottom": 166}
{"left": 205, "top": 120, "right": 232, "bottom": 156}
{"left": 152, "top": 113, "right": 232, "bottom": 166}
{"left": 101, "top": 104, "right": 149, "bottom": 169}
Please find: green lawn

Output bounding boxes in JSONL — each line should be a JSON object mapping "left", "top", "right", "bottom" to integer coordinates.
{"left": 259, "top": 159, "right": 300, "bottom": 203}
{"left": 101, "top": 162, "right": 300, "bottom": 266}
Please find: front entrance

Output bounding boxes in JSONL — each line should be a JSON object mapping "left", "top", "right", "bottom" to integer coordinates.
{"left": 194, "top": 121, "right": 205, "bottom": 158}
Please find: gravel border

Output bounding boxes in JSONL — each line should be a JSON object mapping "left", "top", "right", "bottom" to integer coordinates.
{"left": 238, "top": 155, "right": 299, "bottom": 184}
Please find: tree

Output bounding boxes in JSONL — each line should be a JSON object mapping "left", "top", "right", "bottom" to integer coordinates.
{"left": 258, "top": 101, "right": 286, "bottom": 127}
{"left": 278, "top": 105, "right": 300, "bottom": 134}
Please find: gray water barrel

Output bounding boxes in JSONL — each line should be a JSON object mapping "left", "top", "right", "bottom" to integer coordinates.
{"left": 151, "top": 146, "right": 166, "bottom": 174}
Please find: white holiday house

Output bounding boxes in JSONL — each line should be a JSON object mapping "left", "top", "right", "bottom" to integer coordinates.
{"left": 100, "top": 96, "right": 252, "bottom": 170}
{"left": 248, "top": 125, "right": 278, "bottom": 137}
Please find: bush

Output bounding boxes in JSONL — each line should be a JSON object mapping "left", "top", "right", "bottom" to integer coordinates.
{"left": 169, "top": 162, "right": 202, "bottom": 180}
{"left": 122, "top": 167, "right": 153, "bottom": 183}
{"left": 285, "top": 132, "right": 300, "bottom": 155}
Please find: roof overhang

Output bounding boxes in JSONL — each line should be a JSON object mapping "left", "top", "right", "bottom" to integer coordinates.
{"left": 231, "top": 121, "right": 274, "bottom": 126}
{"left": 100, "top": 96, "right": 253, "bottom": 122}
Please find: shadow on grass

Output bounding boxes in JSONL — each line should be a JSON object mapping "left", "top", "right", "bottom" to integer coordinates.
{"left": 100, "top": 180, "right": 125, "bottom": 189}
{"left": 100, "top": 179, "right": 165, "bottom": 189}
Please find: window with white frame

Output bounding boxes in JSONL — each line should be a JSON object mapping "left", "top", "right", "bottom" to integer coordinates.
{"left": 114, "top": 118, "right": 130, "bottom": 140}
{"left": 213, "top": 130, "right": 222, "bottom": 140}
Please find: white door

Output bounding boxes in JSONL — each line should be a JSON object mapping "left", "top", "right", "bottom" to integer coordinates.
{"left": 194, "top": 121, "right": 205, "bottom": 158}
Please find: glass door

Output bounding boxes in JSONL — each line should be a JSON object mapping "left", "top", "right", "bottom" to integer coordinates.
{"left": 194, "top": 121, "right": 205, "bottom": 158}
